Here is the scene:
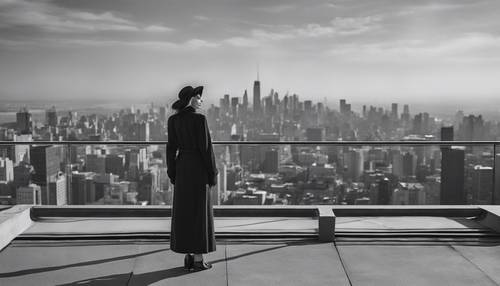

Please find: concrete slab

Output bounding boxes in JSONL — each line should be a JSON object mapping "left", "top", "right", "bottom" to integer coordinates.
{"left": 452, "top": 244, "right": 500, "bottom": 284}
{"left": 335, "top": 216, "right": 486, "bottom": 232}
{"left": 128, "top": 243, "right": 227, "bottom": 286}
{"left": 226, "top": 241, "right": 350, "bottom": 286}
{"left": 337, "top": 244, "right": 498, "bottom": 286}
{"left": 0, "top": 241, "right": 150, "bottom": 286}
{"left": 23, "top": 217, "right": 317, "bottom": 236}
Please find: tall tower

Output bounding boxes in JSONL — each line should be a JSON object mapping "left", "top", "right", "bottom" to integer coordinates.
{"left": 46, "top": 106, "right": 58, "bottom": 127}
{"left": 243, "top": 89, "right": 248, "bottom": 108}
{"left": 16, "top": 107, "right": 32, "bottom": 134}
{"left": 253, "top": 69, "right": 261, "bottom": 114}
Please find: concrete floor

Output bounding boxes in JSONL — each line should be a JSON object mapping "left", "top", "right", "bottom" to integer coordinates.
{"left": 0, "top": 239, "right": 348, "bottom": 286}
{"left": 1, "top": 215, "right": 500, "bottom": 285}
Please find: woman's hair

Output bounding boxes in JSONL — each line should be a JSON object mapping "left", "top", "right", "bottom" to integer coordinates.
{"left": 171, "top": 99, "right": 189, "bottom": 112}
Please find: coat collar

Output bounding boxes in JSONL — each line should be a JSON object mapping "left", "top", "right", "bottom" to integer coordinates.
{"left": 180, "top": 106, "right": 196, "bottom": 113}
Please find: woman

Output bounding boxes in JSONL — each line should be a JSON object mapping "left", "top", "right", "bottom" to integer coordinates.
{"left": 167, "top": 85, "right": 218, "bottom": 271}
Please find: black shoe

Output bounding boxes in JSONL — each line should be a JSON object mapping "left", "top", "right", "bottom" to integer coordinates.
{"left": 192, "top": 260, "right": 212, "bottom": 271}
{"left": 184, "top": 254, "right": 194, "bottom": 270}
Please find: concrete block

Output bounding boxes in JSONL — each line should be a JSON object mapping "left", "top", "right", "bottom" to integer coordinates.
{"left": 0, "top": 205, "right": 33, "bottom": 251}
{"left": 317, "top": 206, "right": 335, "bottom": 242}
{"left": 478, "top": 206, "right": 500, "bottom": 233}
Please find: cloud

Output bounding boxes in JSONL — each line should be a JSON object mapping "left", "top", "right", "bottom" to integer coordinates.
{"left": 223, "top": 37, "right": 260, "bottom": 47}
{"left": 143, "top": 25, "right": 173, "bottom": 32}
{"left": 223, "top": 15, "right": 382, "bottom": 47}
{"left": 331, "top": 16, "right": 382, "bottom": 35}
{"left": 184, "top": 39, "right": 219, "bottom": 49}
{"left": 397, "top": 2, "right": 470, "bottom": 16}
{"left": 0, "top": 0, "right": 172, "bottom": 33}
{"left": 327, "top": 33, "right": 500, "bottom": 62}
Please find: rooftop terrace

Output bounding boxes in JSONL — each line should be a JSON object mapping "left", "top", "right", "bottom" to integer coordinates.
{"left": 2, "top": 205, "right": 500, "bottom": 285}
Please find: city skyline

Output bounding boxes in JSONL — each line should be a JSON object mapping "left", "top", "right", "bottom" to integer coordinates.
{"left": 1, "top": 0, "right": 500, "bottom": 104}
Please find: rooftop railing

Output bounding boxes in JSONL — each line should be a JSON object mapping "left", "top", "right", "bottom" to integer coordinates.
{"left": 0, "top": 140, "right": 499, "bottom": 206}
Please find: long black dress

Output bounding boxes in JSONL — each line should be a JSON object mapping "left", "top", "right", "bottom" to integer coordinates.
{"left": 167, "top": 105, "right": 218, "bottom": 253}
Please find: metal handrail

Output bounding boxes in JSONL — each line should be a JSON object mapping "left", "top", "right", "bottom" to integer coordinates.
{"left": 1, "top": 140, "right": 500, "bottom": 146}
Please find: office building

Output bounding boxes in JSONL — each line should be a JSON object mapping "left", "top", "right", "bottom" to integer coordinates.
{"left": 440, "top": 147, "right": 465, "bottom": 204}
{"left": 16, "top": 184, "right": 41, "bottom": 205}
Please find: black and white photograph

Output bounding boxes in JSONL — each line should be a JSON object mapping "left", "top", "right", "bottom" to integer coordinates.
{"left": 1, "top": 0, "right": 500, "bottom": 285}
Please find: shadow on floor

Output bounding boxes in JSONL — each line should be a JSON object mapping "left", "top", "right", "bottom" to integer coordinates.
{"left": 57, "top": 241, "right": 316, "bottom": 285}
{"left": 56, "top": 272, "right": 133, "bottom": 286}
{"left": 0, "top": 248, "right": 169, "bottom": 278}
{"left": 56, "top": 267, "right": 195, "bottom": 286}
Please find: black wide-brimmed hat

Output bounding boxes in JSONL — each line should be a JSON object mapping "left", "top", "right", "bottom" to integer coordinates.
{"left": 172, "top": 85, "right": 204, "bottom": 110}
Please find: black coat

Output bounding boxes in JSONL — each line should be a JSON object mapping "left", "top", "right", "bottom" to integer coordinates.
{"left": 167, "top": 106, "right": 218, "bottom": 253}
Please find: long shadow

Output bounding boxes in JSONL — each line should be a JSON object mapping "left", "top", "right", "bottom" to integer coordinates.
{"left": 56, "top": 272, "right": 133, "bottom": 286}
{"left": 59, "top": 240, "right": 312, "bottom": 285}
{"left": 0, "top": 248, "right": 169, "bottom": 278}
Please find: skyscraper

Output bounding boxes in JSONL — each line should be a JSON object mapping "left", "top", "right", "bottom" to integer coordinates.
{"left": 441, "top": 126, "right": 454, "bottom": 141}
{"left": 16, "top": 107, "right": 32, "bottom": 134}
{"left": 471, "top": 165, "right": 493, "bottom": 204}
{"left": 16, "top": 184, "right": 41, "bottom": 205}
{"left": 440, "top": 147, "right": 465, "bottom": 204}
{"left": 30, "top": 145, "right": 63, "bottom": 205}
{"left": 378, "top": 177, "right": 391, "bottom": 205}
{"left": 253, "top": 79, "right": 261, "bottom": 114}
{"left": 231, "top": 97, "right": 239, "bottom": 118}
{"left": 391, "top": 103, "right": 398, "bottom": 120}
{"left": 46, "top": 106, "right": 58, "bottom": 127}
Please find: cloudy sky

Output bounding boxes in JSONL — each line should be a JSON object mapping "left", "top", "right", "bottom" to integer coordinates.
{"left": 0, "top": 0, "right": 499, "bottom": 106}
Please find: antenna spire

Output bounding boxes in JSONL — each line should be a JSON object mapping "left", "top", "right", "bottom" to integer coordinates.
{"left": 257, "top": 62, "right": 260, "bottom": 81}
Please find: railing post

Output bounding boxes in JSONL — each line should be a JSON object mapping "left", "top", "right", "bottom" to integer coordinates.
{"left": 318, "top": 206, "right": 336, "bottom": 242}
{"left": 66, "top": 143, "right": 72, "bottom": 205}
{"left": 493, "top": 144, "right": 497, "bottom": 205}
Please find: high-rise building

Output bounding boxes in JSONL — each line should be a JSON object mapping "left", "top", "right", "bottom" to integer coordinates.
{"left": 402, "top": 152, "right": 416, "bottom": 177}
{"left": 253, "top": 79, "right": 261, "bottom": 114}
{"left": 13, "top": 134, "right": 32, "bottom": 164}
{"left": 460, "top": 115, "right": 484, "bottom": 141}
{"left": 339, "top": 99, "right": 351, "bottom": 115}
{"left": 14, "top": 163, "right": 31, "bottom": 189}
{"left": 440, "top": 147, "right": 465, "bottom": 204}
{"left": 306, "top": 128, "right": 324, "bottom": 141}
{"left": 71, "top": 172, "right": 96, "bottom": 205}
{"left": 30, "top": 145, "right": 63, "bottom": 204}
{"left": 105, "top": 154, "right": 124, "bottom": 177}
{"left": 138, "top": 167, "right": 160, "bottom": 204}
{"left": 16, "top": 107, "right": 32, "bottom": 134}
{"left": 495, "top": 154, "right": 500, "bottom": 205}
{"left": 262, "top": 150, "right": 279, "bottom": 173}
{"left": 231, "top": 97, "right": 239, "bottom": 118}
{"left": 48, "top": 172, "right": 67, "bottom": 205}
{"left": 391, "top": 151, "right": 403, "bottom": 178}
{"left": 401, "top": 104, "right": 410, "bottom": 124}
{"left": 46, "top": 106, "right": 58, "bottom": 127}
{"left": 378, "top": 177, "right": 391, "bottom": 205}
{"left": 343, "top": 149, "right": 364, "bottom": 181}
{"left": 94, "top": 173, "right": 119, "bottom": 201}
{"left": 471, "top": 165, "right": 493, "bottom": 204}
{"left": 441, "top": 126, "right": 454, "bottom": 141}
{"left": 86, "top": 154, "right": 106, "bottom": 174}
{"left": 16, "top": 184, "right": 41, "bottom": 205}
{"left": 243, "top": 90, "right": 248, "bottom": 108}
{"left": 0, "top": 157, "right": 14, "bottom": 182}
{"left": 159, "top": 106, "right": 167, "bottom": 122}
{"left": 391, "top": 103, "right": 398, "bottom": 120}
